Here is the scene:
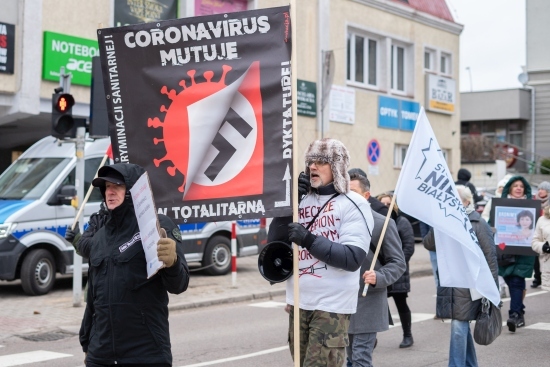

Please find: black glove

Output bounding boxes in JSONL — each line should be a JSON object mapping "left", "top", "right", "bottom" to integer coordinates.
{"left": 543, "top": 242, "right": 550, "bottom": 253}
{"left": 288, "top": 222, "right": 316, "bottom": 249}
{"left": 65, "top": 222, "right": 80, "bottom": 244}
{"left": 298, "top": 172, "right": 310, "bottom": 203}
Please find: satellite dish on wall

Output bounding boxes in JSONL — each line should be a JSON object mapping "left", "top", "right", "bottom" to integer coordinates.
{"left": 518, "top": 72, "right": 528, "bottom": 86}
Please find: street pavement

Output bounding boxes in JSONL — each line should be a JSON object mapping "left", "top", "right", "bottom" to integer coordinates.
{"left": 0, "top": 244, "right": 434, "bottom": 341}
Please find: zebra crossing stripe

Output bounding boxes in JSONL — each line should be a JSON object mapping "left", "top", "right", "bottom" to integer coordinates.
{"left": 0, "top": 350, "right": 71, "bottom": 367}
{"left": 249, "top": 301, "right": 286, "bottom": 308}
{"left": 390, "top": 313, "right": 435, "bottom": 327}
{"left": 525, "top": 323, "right": 550, "bottom": 331}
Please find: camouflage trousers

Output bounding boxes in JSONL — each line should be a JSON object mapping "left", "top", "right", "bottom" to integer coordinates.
{"left": 288, "top": 306, "right": 350, "bottom": 367}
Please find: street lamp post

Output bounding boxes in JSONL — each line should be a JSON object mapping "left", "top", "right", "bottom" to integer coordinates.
{"left": 466, "top": 66, "right": 473, "bottom": 92}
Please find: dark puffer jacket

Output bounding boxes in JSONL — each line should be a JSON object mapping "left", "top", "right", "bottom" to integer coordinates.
{"left": 423, "top": 211, "right": 498, "bottom": 321}
{"left": 387, "top": 215, "right": 415, "bottom": 294}
{"left": 455, "top": 168, "right": 482, "bottom": 203}
{"left": 79, "top": 163, "right": 189, "bottom": 366}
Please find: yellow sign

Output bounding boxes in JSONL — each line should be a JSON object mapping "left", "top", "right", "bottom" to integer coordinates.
{"left": 429, "top": 100, "right": 454, "bottom": 112}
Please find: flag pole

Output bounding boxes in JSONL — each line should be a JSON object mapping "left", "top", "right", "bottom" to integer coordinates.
{"left": 362, "top": 111, "right": 424, "bottom": 296}
{"left": 361, "top": 194, "right": 397, "bottom": 297}
{"left": 290, "top": 0, "right": 300, "bottom": 365}
{"left": 71, "top": 152, "right": 110, "bottom": 231}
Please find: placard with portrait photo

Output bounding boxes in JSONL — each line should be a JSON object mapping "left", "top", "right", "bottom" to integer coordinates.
{"left": 490, "top": 198, "right": 540, "bottom": 256}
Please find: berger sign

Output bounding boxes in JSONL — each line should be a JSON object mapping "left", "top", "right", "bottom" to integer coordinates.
{"left": 425, "top": 73, "right": 456, "bottom": 114}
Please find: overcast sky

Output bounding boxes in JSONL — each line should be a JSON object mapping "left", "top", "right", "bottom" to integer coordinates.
{"left": 447, "top": 0, "right": 526, "bottom": 92}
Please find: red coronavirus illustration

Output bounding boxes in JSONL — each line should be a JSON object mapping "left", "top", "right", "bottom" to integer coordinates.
{"left": 148, "top": 62, "right": 264, "bottom": 201}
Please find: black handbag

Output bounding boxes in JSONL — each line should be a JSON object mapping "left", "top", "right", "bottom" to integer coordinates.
{"left": 473, "top": 298, "right": 502, "bottom": 345}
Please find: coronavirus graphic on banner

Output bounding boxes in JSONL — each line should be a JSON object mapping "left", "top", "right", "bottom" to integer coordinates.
{"left": 148, "top": 63, "right": 263, "bottom": 200}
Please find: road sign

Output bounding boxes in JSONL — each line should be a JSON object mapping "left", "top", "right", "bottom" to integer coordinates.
{"left": 367, "top": 139, "right": 380, "bottom": 165}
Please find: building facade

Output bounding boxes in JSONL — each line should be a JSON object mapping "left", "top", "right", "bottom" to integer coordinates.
{"left": 0, "top": 0, "right": 462, "bottom": 193}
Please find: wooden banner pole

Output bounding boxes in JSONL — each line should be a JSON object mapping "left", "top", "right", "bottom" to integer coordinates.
{"left": 362, "top": 194, "right": 397, "bottom": 297}
{"left": 290, "top": 0, "right": 300, "bottom": 365}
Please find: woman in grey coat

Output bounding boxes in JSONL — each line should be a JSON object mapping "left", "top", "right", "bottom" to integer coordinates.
{"left": 423, "top": 185, "right": 498, "bottom": 367}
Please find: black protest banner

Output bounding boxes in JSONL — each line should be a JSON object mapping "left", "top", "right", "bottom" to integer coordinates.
{"left": 97, "top": 6, "right": 293, "bottom": 224}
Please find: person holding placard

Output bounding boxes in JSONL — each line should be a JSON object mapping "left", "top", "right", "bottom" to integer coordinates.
{"left": 498, "top": 175, "right": 536, "bottom": 332}
{"left": 79, "top": 163, "right": 189, "bottom": 367}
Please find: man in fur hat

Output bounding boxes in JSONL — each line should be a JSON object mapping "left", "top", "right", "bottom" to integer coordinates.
{"left": 268, "top": 138, "right": 374, "bottom": 366}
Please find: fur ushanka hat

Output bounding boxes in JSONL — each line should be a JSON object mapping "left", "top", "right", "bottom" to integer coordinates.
{"left": 304, "top": 138, "right": 350, "bottom": 194}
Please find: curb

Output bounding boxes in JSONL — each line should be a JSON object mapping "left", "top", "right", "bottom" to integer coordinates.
{"left": 168, "top": 289, "right": 286, "bottom": 312}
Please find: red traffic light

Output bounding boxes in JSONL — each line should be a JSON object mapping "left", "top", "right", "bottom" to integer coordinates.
{"left": 53, "top": 93, "right": 75, "bottom": 113}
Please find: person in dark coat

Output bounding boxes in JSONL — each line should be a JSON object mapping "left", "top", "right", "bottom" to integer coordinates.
{"left": 498, "top": 175, "right": 536, "bottom": 332}
{"left": 377, "top": 193, "right": 416, "bottom": 348}
{"left": 80, "top": 163, "right": 189, "bottom": 367}
{"left": 455, "top": 168, "right": 483, "bottom": 203}
{"left": 346, "top": 173, "right": 406, "bottom": 367}
{"left": 348, "top": 168, "right": 389, "bottom": 217}
{"left": 424, "top": 185, "right": 498, "bottom": 367}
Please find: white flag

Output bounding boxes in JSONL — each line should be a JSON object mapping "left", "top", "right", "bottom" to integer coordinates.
{"left": 394, "top": 107, "right": 500, "bottom": 307}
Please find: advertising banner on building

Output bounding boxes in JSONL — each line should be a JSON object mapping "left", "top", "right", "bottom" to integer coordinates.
{"left": 329, "top": 85, "right": 355, "bottom": 124}
{"left": 97, "top": 6, "right": 293, "bottom": 224}
{"left": 0, "top": 22, "right": 15, "bottom": 74}
{"left": 114, "top": 0, "right": 178, "bottom": 27}
{"left": 195, "top": 0, "right": 248, "bottom": 16}
{"left": 42, "top": 32, "right": 100, "bottom": 86}
{"left": 425, "top": 74, "right": 456, "bottom": 114}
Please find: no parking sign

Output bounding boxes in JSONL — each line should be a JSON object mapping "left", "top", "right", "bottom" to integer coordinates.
{"left": 367, "top": 139, "right": 380, "bottom": 176}
{"left": 367, "top": 139, "right": 380, "bottom": 165}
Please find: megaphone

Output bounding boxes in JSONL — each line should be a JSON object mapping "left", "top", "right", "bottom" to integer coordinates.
{"left": 258, "top": 241, "right": 293, "bottom": 284}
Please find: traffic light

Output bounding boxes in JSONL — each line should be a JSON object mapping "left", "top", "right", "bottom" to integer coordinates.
{"left": 51, "top": 92, "right": 75, "bottom": 139}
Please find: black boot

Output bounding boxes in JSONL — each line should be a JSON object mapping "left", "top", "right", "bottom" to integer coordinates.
{"left": 399, "top": 311, "right": 414, "bottom": 348}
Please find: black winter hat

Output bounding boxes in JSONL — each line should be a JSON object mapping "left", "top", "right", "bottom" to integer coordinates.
{"left": 92, "top": 166, "right": 125, "bottom": 187}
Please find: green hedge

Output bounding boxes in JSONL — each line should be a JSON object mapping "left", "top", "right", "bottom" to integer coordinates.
{"left": 541, "top": 159, "right": 550, "bottom": 174}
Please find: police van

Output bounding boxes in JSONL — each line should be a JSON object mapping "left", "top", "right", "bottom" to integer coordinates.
{"left": 0, "top": 136, "right": 267, "bottom": 295}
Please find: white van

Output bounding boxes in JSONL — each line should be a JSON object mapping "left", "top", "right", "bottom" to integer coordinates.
{"left": 0, "top": 136, "right": 267, "bottom": 295}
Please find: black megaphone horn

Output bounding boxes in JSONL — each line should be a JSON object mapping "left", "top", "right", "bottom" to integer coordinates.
{"left": 258, "top": 241, "right": 293, "bottom": 285}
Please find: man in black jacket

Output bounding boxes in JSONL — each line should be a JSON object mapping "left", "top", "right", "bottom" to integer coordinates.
{"left": 348, "top": 168, "right": 389, "bottom": 217}
{"left": 80, "top": 163, "right": 189, "bottom": 367}
{"left": 455, "top": 168, "right": 483, "bottom": 203}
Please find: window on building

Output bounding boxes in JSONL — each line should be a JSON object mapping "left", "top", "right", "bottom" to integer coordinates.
{"left": 347, "top": 32, "right": 378, "bottom": 87}
{"left": 440, "top": 149, "right": 450, "bottom": 164}
{"left": 440, "top": 52, "right": 451, "bottom": 75}
{"left": 424, "top": 49, "right": 435, "bottom": 71}
{"left": 391, "top": 44, "right": 406, "bottom": 92}
{"left": 394, "top": 144, "right": 408, "bottom": 168}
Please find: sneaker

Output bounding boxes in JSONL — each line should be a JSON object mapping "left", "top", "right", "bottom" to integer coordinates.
{"left": 507, "top": 312, "right": 520, "bottom": 332}
{"left": 517, "top": 314, "right": 525, "bottom": 328}
{"left": 531, "top": 279, "right": 541, "bottom": 288}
